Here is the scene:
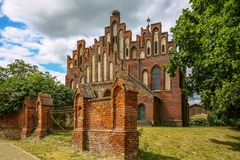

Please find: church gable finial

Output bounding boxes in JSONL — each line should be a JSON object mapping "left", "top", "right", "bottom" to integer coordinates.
{"left": 147, "top": 17, "right": 150, "bottom": 29}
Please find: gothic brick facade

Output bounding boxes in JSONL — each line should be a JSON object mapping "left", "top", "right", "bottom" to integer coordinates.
{"left": 66, "top": 10, "right": 189, "bottom": 126}
{"left": 72, "top": 70, "right": 139, "bottom": 159}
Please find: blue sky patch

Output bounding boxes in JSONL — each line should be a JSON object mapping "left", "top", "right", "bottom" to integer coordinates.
{"left": 41, "top": 63, "right": 66, "bottom": 73}
{"left": 0, "top": 16, "right": 26, "bottom": 29}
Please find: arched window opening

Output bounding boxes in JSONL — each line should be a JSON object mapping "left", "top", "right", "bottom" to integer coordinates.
{"left": 142, "top": 70, "right": 148, "bottom": 86}
{"left": 152, "top": 66, "right": 161, "bottom": 90}
{"left": 154, "top": 41, "right": 158, "bottom": 55}
{"left": 74, "top": 54, "right": 77, "bottom": 66}
{"left": 103, "top": 89, "right": 111, "bottom": 97}
{"left": 125, "top": 38, "right": 130, "bottom": 59}
{"left": 97, "top": 46, "right": 102, "bottom": 82}
{"left": 140, "top": 51, "right": 145, "bottom": 59}
{"left": 161, "top": 37, "right": 166, "bottom": 54}
{"left": 146, "top": 40, "right": 151, "bottom": 56}
{"left": 154, "top": 29, "right": 159, "bottom": 55}
{"left": 131, "top": 47, "right": 137, "bottom": 59}
{"left": 113, "top": 22, "right": 118, "bottom": 52}
{"left": 138, "top": 104, "right": 145, "bottom": 120}
{"left": 162, "top": 45, "right": 165, "bottom": 53}
{"left": 119, "top": 30, "right": 124, "bottom": 59}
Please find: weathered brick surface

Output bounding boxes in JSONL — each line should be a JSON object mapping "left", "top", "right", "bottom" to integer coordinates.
{"left": 35, "top": 93, "right": 53, "bottom": 139}
{"left": 0, "top": 110, "right": 23, "bottom": 139}
{"left": 65, "top": 11, "right": 189, "bottom": 126}
{"left": 0, "top": 93, "right": 53, "bottom": 140}
{"left": 22, "top": 97, "right": 37, "bottom": 138}
{"left": 73, "top": 75, "right": 139, "bottom": 159}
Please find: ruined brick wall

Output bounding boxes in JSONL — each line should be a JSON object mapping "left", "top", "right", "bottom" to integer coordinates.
{"left": 0, "top": 97, "right": 37, "bottom": 139}
{"left": 35, "top": 93, "right": 53, "bottom": 138}
{"left": 73, "top": 77, "right": 139, "bottom": 159}
{"left": 66, "top": 10, "right": 188, "bottom": 126}
{"left": 22, "top": 97, "right": 37, "bottom": 138}
{"left": 0, "top": 110, "right": 23, "bottom": 139}
{"left": 0, "top": 94, "right": 54, "bottom": 139}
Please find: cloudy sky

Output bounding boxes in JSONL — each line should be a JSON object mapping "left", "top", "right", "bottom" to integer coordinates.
{"left": 0, "top": 0, "right": 190, "bottom": 83}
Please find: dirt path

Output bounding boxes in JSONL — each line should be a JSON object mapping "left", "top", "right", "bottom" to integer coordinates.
{"left": 0, "top": 139, "right": 39, "bottom": 160}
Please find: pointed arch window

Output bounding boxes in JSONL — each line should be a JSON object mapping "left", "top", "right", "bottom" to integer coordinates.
{"left": 74, "top": 54, "right": 77, "bottom": 66}
{"left": 125, "top": 37, "right": 130, "bottom": 60}
{"left": 142, "top": 70, "right": 148, "bottom": 86}
{"left": 152, "top": 66, "right": 160, "bottom": 90}
{"left": 161, "top": 37, "right": 166, "bottom": 54}
{"left": 97, "top": 46, "right": 102, "bottom": 82}
{"left": 131, "top": 47, "right": 137, "bottom": 59}
{"left": 146, "top": 40, "right": 151, "bottom": 56}
{"left": 154, "top": 30, "right": 159, "bottom": 55}
{"left": 119, "top": 30, "right": 124, "bottom": 59}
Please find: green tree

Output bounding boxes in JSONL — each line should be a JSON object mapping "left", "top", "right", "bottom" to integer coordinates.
{"left": 167, "top": 0, "right": 240, "bottom": 125}
{"left": 0, "top": 60, "right": 74, "bottom": 116}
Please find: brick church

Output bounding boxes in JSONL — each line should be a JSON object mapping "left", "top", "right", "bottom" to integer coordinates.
{"left": 65, "top": 10, "right": 189, "bottom": 126}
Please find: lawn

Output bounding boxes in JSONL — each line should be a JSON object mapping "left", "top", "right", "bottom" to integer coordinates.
{"left": 8, "top": 127, "right": 240, "bottom": 160}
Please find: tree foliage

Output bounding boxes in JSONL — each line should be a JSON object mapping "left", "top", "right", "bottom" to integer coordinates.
{"left": 168, "top": 0, "right": 240, "bottom": 125}
{"left": 0, "top": 60, "right": 74, "bottom": 116}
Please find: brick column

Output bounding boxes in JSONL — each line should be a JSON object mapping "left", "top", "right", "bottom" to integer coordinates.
{"left": 22, "top": 97, "right": 37, "bottom": 138}
{"left": 111, "top": 78, "right": 139, "bottom": 159}
{"left": 35, "top": 93, "right": 53, "bottom": 139}
{"left": 72, "top": 89, "right": 86, "bottom": 149}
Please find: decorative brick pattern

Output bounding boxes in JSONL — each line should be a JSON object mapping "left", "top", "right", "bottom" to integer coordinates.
{"left": 72, "top": 73, "right": 139, "bottom": 159}
{"left": 65, "top": 10, "right": 189, "bottom": 126}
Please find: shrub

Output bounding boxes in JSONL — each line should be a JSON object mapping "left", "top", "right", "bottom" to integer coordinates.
{"left": 190, "top": 117, "right": 209, "bottom": 126}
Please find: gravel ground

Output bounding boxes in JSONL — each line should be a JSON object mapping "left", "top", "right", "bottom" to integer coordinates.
{"left": 0, "top": 139, "right": 39, "bottom": 160}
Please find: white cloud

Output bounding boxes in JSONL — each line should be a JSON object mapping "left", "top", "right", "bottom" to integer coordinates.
{"left": 2, "top": 0, "right": 190, "bottom": 38}
{"left": 0, "top": 0, "right": 191, "bottom": 84}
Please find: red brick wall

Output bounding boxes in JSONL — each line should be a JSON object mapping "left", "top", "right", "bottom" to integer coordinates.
{"left": 35, "top": 93, "right": 53, "bottom": 138}
{"left": 0, "top": 94, "right": 54, "bottom": 140}
{"left": 73, "top": 77, "right": 139, "bottom": 159}
{"left": 0, "top": 110, "right": 23, "bottom": 139}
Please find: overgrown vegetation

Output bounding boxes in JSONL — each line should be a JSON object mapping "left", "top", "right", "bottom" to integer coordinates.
{"left": 167, "top": 0, "right": 240, "bottom": 126}
{"left": 0, "top": 60, "right": 74, "bottom": 116}
{"left": 6, "top": 127, "right": 240, "bottom": 160}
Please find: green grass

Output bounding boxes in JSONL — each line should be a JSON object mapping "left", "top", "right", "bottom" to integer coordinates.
{"left": 7, "top": 127, "right": 240, "bottom": 160}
